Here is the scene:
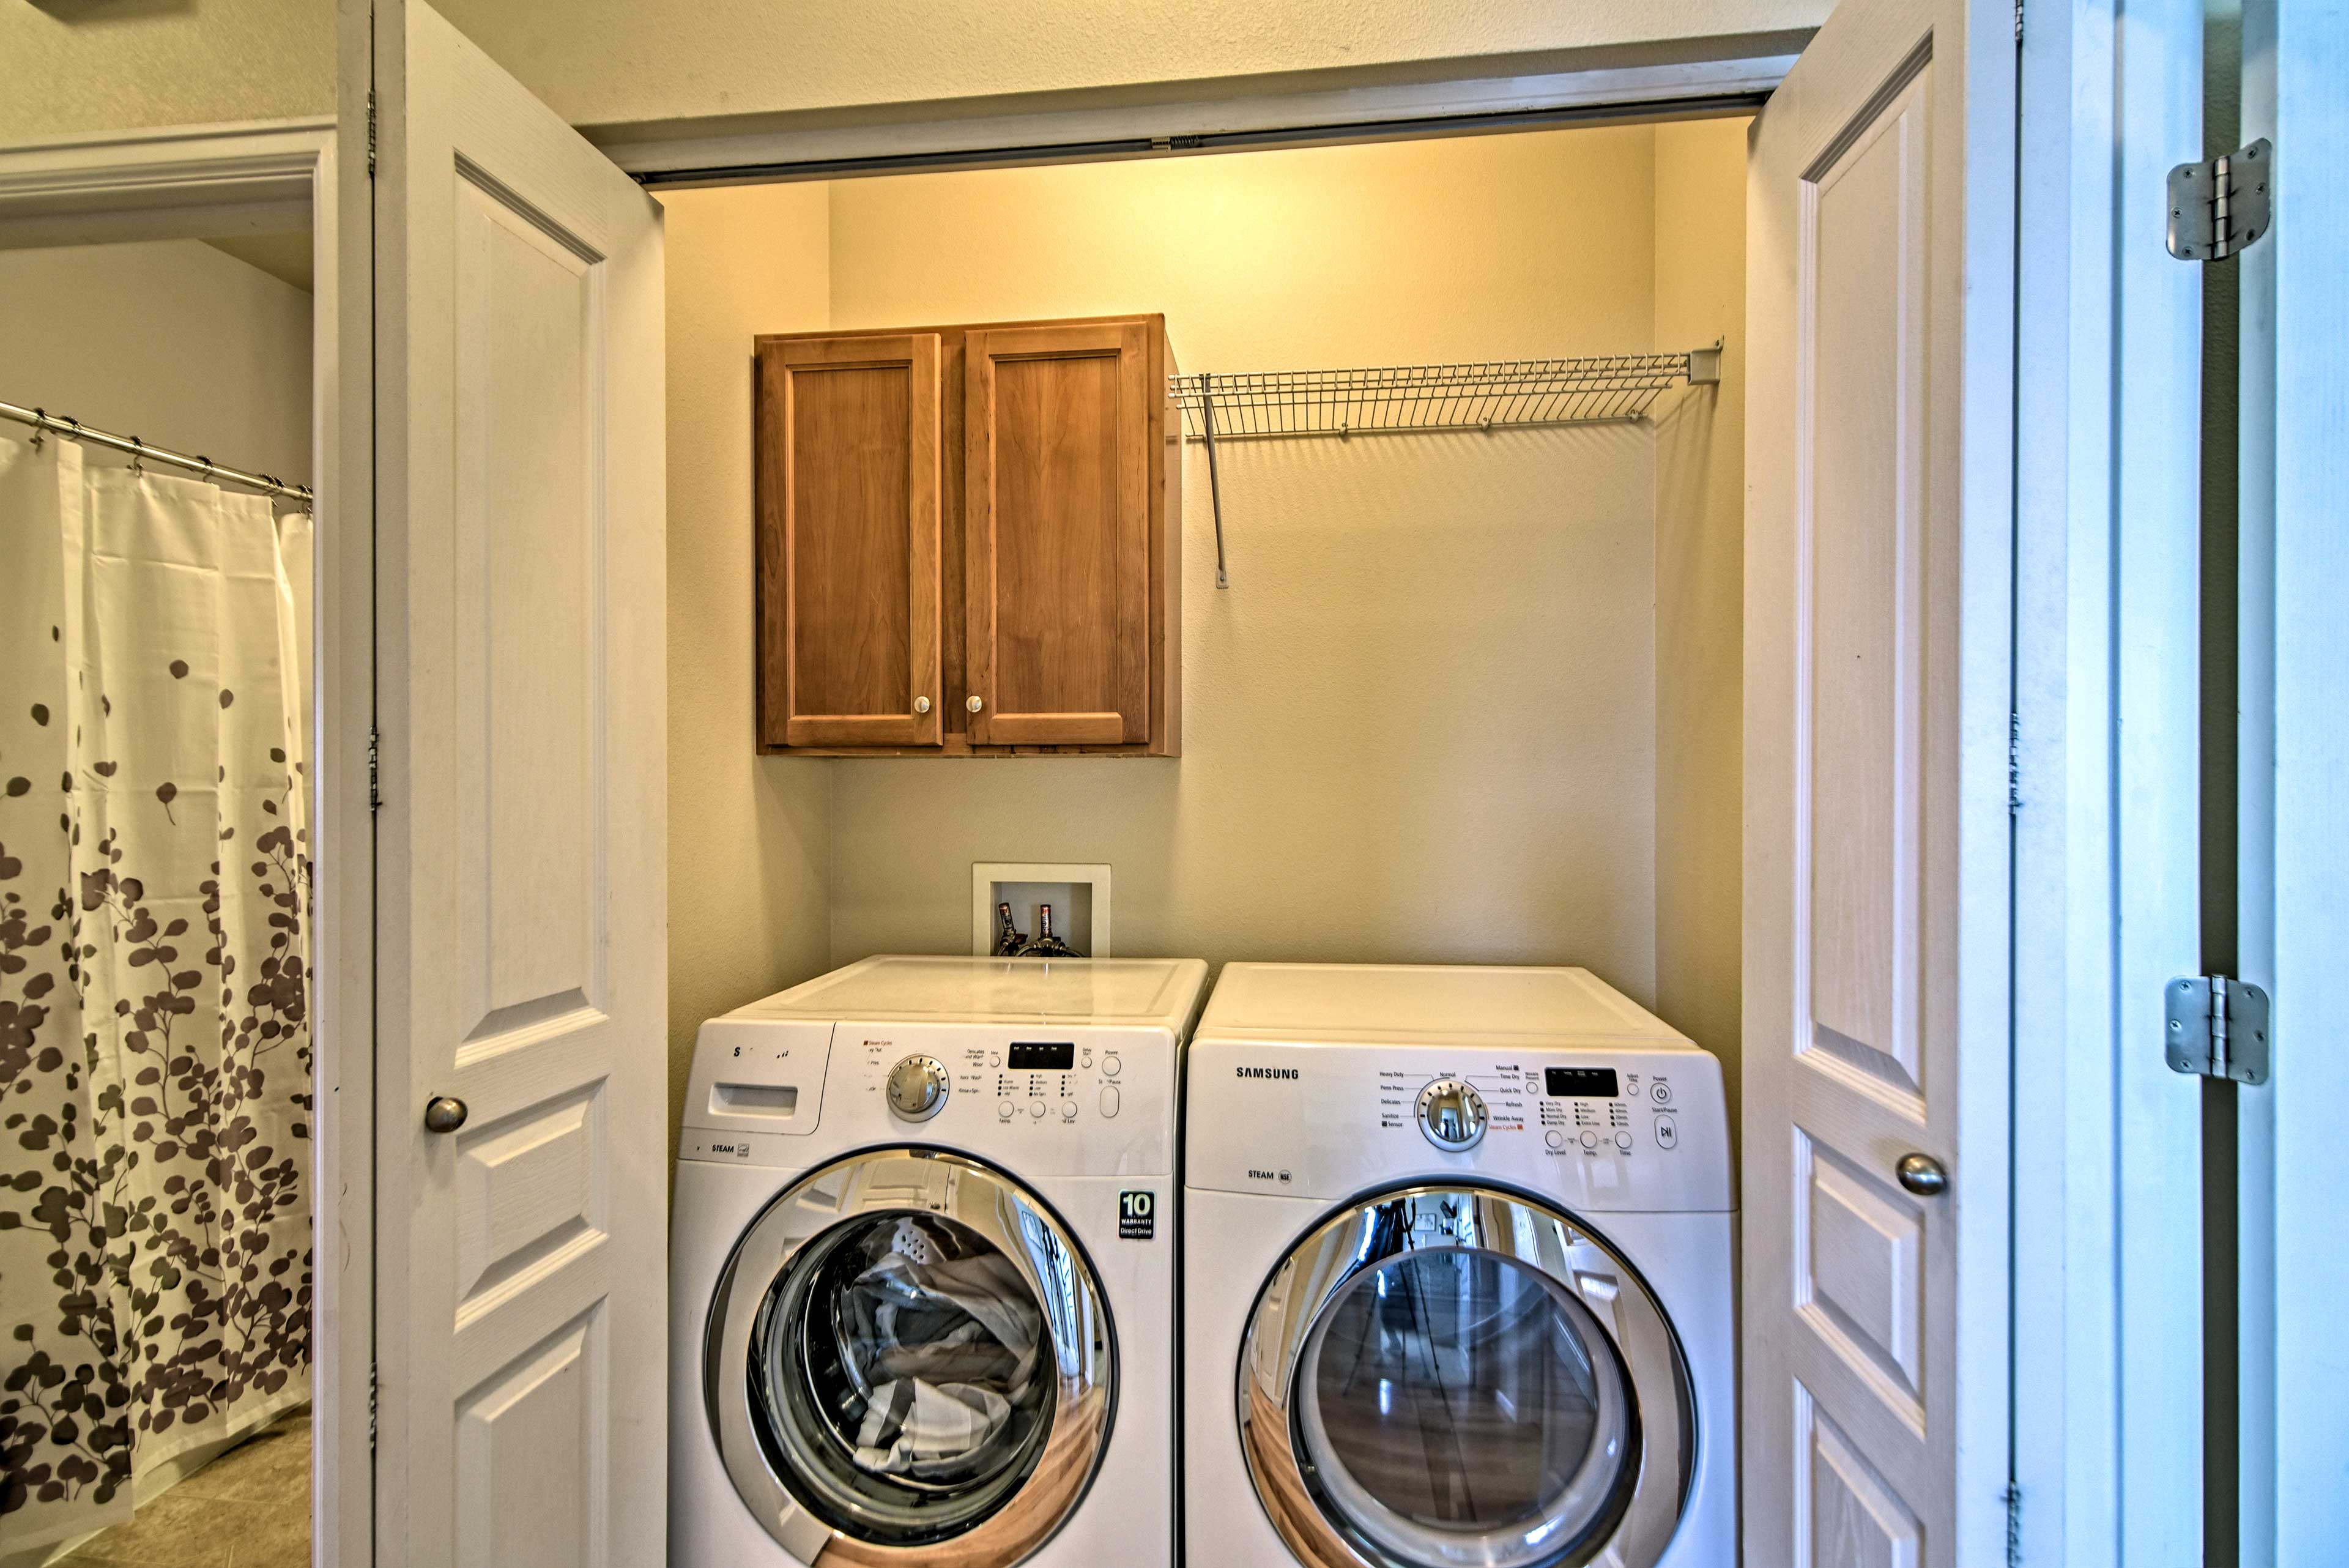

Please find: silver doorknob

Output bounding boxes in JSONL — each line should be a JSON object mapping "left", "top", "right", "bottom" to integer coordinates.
{"left": 914, "top": 696, "right": 932, "bottom": 714}
{"left": 1896, "top": 1153, "right": 1947, "bottom": 1196}
{"left": 1417, "top": 1078, "right": 1488, "bottom": 1153}
{"left": 967, "top": 695, "right": 985, "bottom": 713}
{"left": 424, "top": 1096, "right": 469, "bottom": 1134}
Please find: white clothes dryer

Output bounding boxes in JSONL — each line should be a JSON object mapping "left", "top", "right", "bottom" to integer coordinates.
{"left": 671, "top": 955, "right": 1208, "bottom": 1568}
{"left": 1184, "top": 964, "right": 1736, "bottom": 1568}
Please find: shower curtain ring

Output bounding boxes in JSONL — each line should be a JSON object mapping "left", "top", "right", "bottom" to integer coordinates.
{"left": 128, "top": 436, "right": 144, "bottom": 474}
{"left": 28, "top": 406, "right": 43, "bottom": 449}
{"left": 197, "top": 455, "right": 215, "bottom": 481}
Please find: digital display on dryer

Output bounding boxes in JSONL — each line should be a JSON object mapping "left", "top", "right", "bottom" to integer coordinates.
{"left": 1008, "top": 1042, "right": 1075, "bottom": 1071}
{"left": 1544, "top": 1067, "right": 1620, "bottom": 1098}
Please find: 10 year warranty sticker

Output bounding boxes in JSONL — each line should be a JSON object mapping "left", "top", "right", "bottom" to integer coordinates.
{"left": 1118, "top": 1191, "right": 1157, "bottom": 1240}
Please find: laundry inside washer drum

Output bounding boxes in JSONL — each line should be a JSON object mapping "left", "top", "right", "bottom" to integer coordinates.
{"left": 749, "top": 1211, "right": 1058, "bottom": 1543}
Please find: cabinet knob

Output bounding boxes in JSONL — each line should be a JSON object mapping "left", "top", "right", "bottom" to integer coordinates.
{"left": 913, "top": 696, "right": 931, "bottom": 714}
{"left": 424, "top": 1096, "right": 469, "bottom": 1134}
{"left": 1896, "top": 1153, "right": 1948, "bottom": 1196}
{"left": 967, "top": 695, "right": 985, "bottom": 713}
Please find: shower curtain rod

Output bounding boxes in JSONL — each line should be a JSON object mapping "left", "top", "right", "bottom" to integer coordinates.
{"left": 2, "top": 398, "right": 314, "bottom": 507}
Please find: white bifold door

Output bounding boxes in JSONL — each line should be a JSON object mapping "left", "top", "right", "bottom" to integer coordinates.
{"left": 358, "top": 2, "right": 669, "bottom": 1564}
{"left": 2238, "top": 0, "right": 2349, "bottom": 1558}
{"left": 1743, "top": 0, "right": 2016, "bottom": 1562}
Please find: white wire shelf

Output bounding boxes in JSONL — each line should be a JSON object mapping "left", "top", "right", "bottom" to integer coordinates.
{"left": 1172, "top": 348, "right": 1717, "bottom": 443}
{"left": 1171, "top": 346, "right": 1720, "bottom": 588}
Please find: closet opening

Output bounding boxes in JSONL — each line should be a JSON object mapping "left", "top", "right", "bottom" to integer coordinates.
{"left": 659, "top": 110, "right": 1752, "bottom": 1145}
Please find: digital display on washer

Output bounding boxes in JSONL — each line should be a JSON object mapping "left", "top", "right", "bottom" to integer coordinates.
{"left": 1544, "top": 1066, "right": 1620, "bottom": 1099}
{"left": 1008, "top": 1042, "right": 1075, "bottom": 1071}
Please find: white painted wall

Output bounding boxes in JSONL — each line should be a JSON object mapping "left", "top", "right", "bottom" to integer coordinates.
{"left": 0, "top": 239, "right": 313, "bottom": 487}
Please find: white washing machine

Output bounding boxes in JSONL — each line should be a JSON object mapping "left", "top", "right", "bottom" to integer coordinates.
{"left": 671, "top": 954, "right": 1209, "bottom": 1568}
{"left": 1184, "top": 964, "right": 1736, "bottom": 1568}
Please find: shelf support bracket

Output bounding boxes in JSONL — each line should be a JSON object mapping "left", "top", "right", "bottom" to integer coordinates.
{"left": 1198, "top": 371, "right": 1230, "bottom": 589}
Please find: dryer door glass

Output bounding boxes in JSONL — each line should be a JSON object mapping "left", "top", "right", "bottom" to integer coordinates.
{"left": 1294, "top": 1249, "right": 1634, "bottom": 1567}
{"left": 1236, "top": 1186, "right": 1694, "bottom": 1568}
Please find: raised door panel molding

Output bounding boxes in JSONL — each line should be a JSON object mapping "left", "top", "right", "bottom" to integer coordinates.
{"left": 454, "top": 1088, "right": 609, "bottom": 1325}
{"left": 454, "top": 1309, "right": 607, "bottom": 1568}
{"left": 1796, "top": 1129, "right": 1928, "bottom": 1428}
{"left": 1795, "top": 1384, "right": 1923, "bottom": 1568}
{"left": 757, "top": 332, "right": 943, "bottom": 749}
{"left": 964, "top": 321, "right": 1151, "bottom": 748}
{"left": 1800, "top": 66, "right": 1929, "bottom": 1111}
{"left": 451, "top": 170, "right": 604, "bottom": 1041}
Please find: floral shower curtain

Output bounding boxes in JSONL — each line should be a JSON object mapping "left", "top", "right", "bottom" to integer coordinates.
{"left": 0, "top": 432, "right": 313, "bottom": 1555}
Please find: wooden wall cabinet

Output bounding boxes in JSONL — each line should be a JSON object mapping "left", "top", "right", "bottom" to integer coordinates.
{"left": 755, "top": 314, "right": 1181, "bottom": 756}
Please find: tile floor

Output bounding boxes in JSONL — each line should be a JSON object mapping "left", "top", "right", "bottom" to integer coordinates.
{"left": 54, "top": 1411, "right": 310, "bottom": 1568}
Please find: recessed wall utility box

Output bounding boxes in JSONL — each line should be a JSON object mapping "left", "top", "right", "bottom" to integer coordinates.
{"left": 973, "top": 863, "right": 1112, "bottom": 957}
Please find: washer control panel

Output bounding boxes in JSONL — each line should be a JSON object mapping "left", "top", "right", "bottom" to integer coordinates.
{"left": 680, "top": 1019, "right": 1171, "bottom": 1174}
{"left": 966, "top": 1038, "right": 1129, "bottom": 1125}
{"left": 1185, "top": 1039, "right": 1730, "bottom": 1211}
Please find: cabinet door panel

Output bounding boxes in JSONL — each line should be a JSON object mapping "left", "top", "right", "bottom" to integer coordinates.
{"left": 965, "top": 322, "right": 1150, "bottom": 746}
{"left": 759, "top": 333, "right": 942, "bottom": 748}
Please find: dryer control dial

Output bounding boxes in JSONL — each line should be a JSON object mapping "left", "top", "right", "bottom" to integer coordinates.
{"left": 1417, "top": 1078, "right": 1488, "bottom": 1153}
{"left": 885, "top": 1055, "right": 951, "bottom": 1121}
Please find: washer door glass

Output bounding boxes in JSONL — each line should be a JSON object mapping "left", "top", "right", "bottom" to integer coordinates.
{"left": 750, "top": 1209, "right": 1058, "bottom": 1545}
{"left": 1293, "top": 1249, "right": 1635, "bottom": 1568}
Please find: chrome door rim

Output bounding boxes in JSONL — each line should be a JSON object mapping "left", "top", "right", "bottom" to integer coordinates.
{"left": 1236, "top": 1183, "right": 1694, "bottom": 1568}
{"left": 707, "top": 1147, "right": 1117, "bottom": 1566}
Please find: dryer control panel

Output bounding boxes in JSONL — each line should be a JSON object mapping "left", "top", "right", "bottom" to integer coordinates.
{"left": 680, "top": 1018, "right": 1174, "bottom": 1177}
{"left": 1185, "top": 1039, "right": 1731, "bottom": 1212}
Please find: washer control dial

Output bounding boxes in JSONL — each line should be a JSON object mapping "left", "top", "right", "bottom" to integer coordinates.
{"left": 885, "top": 1055, "right": 951, "bottom": 1121}
{"left": 1417, "top": 1078, "right": 1488, "bottom": 1153}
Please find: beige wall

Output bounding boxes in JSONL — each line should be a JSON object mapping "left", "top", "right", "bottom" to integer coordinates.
{"left": 0, "top": 239, "right": 314, "bottom": 486}
{"left": 1651, "top": 119, "right": 1748, "bottom": 1126}
{"left": 0, "top": 0, "right": 332, "bottom": 145}
{"left": 1, "top": 1, "right": 1820, "bottom": 147}
{"left": 822, "top": 130, "right": 1671, "bottom": 1003}
{"left": 433, "top": 1, "right": 1819, "bottom": 137}
{"left": 661, "top": 183, "right": 836, "bottom": 1154}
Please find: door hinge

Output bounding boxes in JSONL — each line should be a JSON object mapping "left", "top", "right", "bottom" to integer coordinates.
{"left": 2165, "top": 975, "right": 2272, "bottom": 1084}
{"left": 368, "top": 1360, "right": 379, "bottom": 1454}
{"left": 366, "top": 89, "right": 377, "bottom": 179}
{"left": 2014, "top": 0, "right": 2025, "bottom": 44}
{"left": 2168, "top": 139, "right": 2273, "bottom": 261}
{"left": 2003, "top": 1484, "right": 2024, "bottom": 1566}
{"left": 366, "top": 724, "right": 382, "bottom": 813}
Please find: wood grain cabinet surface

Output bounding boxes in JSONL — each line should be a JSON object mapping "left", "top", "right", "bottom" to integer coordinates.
{"left": 754, "top": 314, "right": 1181, "bottom": 756}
